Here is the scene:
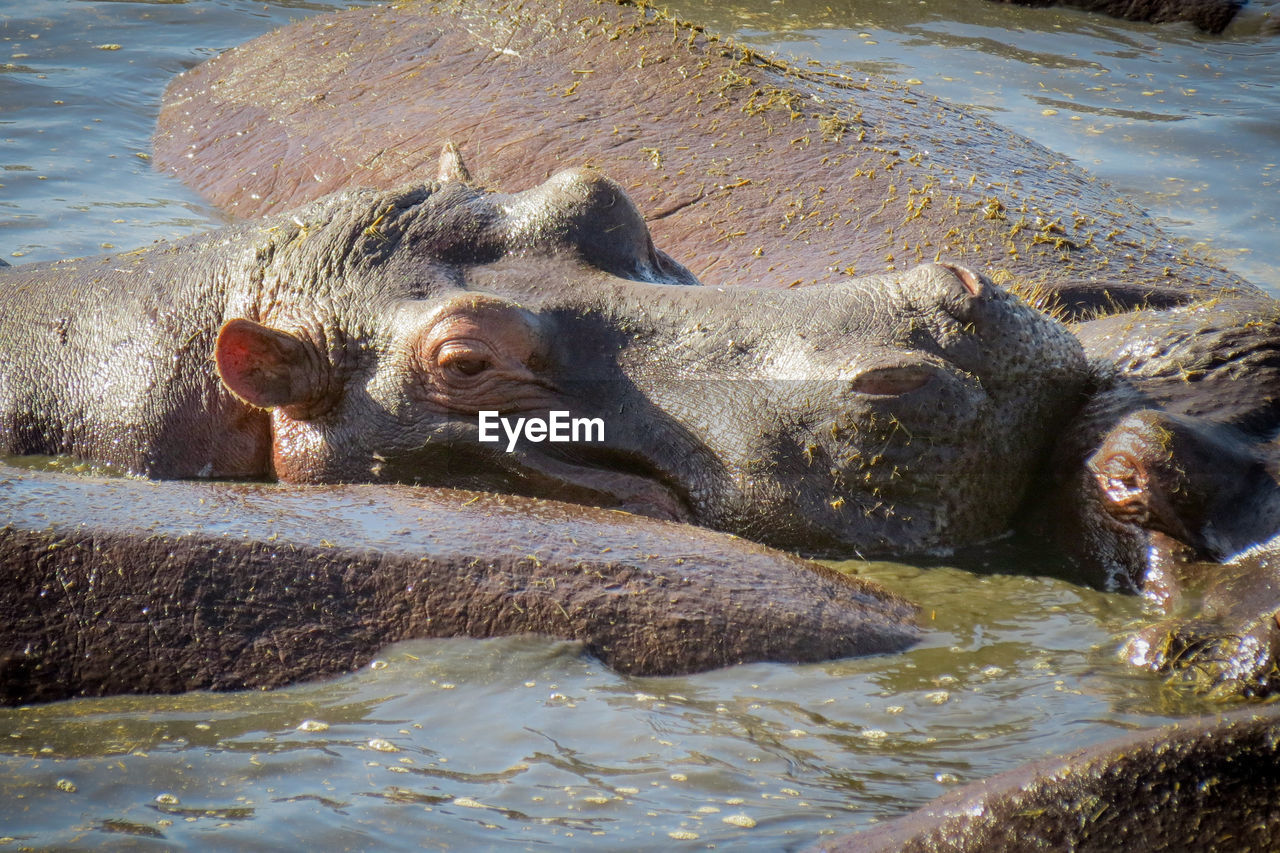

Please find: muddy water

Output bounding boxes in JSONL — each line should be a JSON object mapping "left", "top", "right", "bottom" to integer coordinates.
{"left": 0, "top": 0, "right": 1275, "bottom": 849}
{"left": 0, "top": 563, "right": 1216, "bottom": 850}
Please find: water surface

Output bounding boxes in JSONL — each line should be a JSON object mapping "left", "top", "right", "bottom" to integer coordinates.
{"left": 0, "top": 562, "right": 1220, "bottom": 849}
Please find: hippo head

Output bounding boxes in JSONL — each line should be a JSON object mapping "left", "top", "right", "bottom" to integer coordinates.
{"left": 1069, "top": 409, "right": 1280, "bottom": 591}
{"left": 1039, "top": 298, "right": 1280, "bottom": 589}
{"left": 214, "top": 155, "right": 1086, "bottom": 556}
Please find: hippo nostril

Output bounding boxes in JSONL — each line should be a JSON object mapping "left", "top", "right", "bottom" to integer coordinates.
{"left": 937, "top": 262, "right": 984, "bottom": 297}
{"left": 850, "top": 365, "right": 935, "bottom": 396}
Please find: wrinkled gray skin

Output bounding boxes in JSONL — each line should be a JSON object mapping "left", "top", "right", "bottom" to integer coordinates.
{"left": 147, "top": 0, "right": 1266, "bottom": 571}
{"left": 0, "top": 161, "right": 1087, "bottom": 557}
{"left": 0, "top": 460, "right": 918, "bottom": 705}
{"left": 818, "top": 703, "right": 1280, "bottom": 853}
{"left": 124, "top": 0, "right": 1280, "bottom": 846}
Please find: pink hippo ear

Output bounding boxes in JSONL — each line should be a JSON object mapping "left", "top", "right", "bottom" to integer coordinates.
{"left": 215, "top": 318, "right": 323, "bottom": 411}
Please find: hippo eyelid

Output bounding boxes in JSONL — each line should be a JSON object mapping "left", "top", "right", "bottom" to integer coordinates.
{"left": 435, "top": 338, "right": 494, "bottom": 372}
{"left": 848, "top": 365, "right": 937, "bottom": 396}
{"left": 445, "top": 355, "right": 491, "bottom": 377}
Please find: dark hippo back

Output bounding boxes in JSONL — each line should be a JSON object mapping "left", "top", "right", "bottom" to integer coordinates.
{"left": 0, "top": 462, "right": 919, "bottom": 705}
{"left": 816, "top": 704, "right": 1280, "bottom": 852}
{"left": 998, "top": 0, "right": 1242, "bottom": 31}
{"left": 153, "top": 0, "right": 1252, "bottom": 311}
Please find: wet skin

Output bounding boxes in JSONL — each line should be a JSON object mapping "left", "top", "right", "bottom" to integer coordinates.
{"left": 0, "top": 460, "right": 917, "bottom": 705}
{"left": 1038, "top": 296, "right": 1280, "bottom": 590}
{"left": 0, "top": 5, "right": 1275, "bottom": 849}
{"left": 4, "top": 0, "right": 1271, "bottom": 713}
{"left": 147, "top": 0, "right": 1277, "bottom": 567}
{"left": 153, "top": 0, "right": 1252, "bottom": 315}
{"left": 1122, "top": 536, "right": 1280, "bottom": 700}
{"left": 817, "top": 702, "right": 1280, "bottom": 852}
{"left": 0, "top": 163, "right": 1086, "bottom": 558}
{"left": 1012, "top": 295, "right": 1280, "bottom": 695}
{"left": 993, "top": 0, "right": 1243, "bottom": 32}
{"left": 148, "top": 0, "right": 1280, "bottom": 690}
{"left": 149, "top": 0, "right": 1280, "bottom": 566}
{"left": 125, "top": 2, "right": 1280, "bottom": 847}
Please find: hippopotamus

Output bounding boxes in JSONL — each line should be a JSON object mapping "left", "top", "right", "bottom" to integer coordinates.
{"left": 1037, "top": 295, "right": 1280, "bottom": 591}
{"left": 149, "top": 0, "right": 1272, "bottom": 562}
{"left": 817, "top": 702, "right": 1280, "bottom": 852}
{"left": 152, "top": 0, "right": 1250, "bottom": 315}
{"left": 994, "top": 0, "right": 1243, "bottom": 32}
{"left": 124, "top": 2, "right": 1280, "bottom": 845}
{"left": 1012, "top": 293, "right": 1280, "bottom": 695}
{"left": 0, "top": 460, "right": 918, "bottom": 705}
{"left": 146, "top": 0, "right": 1280, "bottom": 705}
{"left": 0, "top": 152, "right": 1086, "bottom": 558}
{"left": 1122, "top": 534, "right": 1280, "bottom": 699}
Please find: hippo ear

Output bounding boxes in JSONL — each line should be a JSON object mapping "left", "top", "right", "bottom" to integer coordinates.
{"left": 215, "top": 318, "right": 323, "bottom": 411}
{"left": 436, "top": 141, "right": 474, "bottom": 185}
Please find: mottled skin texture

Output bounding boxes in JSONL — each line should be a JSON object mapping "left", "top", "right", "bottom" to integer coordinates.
{"left": 152, "top": 0, "right": 1251, "bottom": 315}
{"left": 0, "top": 165, "right": 1087, "bottom": 558}
{"left": 0, "top": 462, "right": 918, "bottom": 705}
{"left": 148, "top": 0, "right": 1279, "bottom": 672}
{"left": 125, "top": 2, "right": 1280, "bottom": 846}
{"left": 818, "top": 703, "right": 1280, "bottom": 853}
{"left": 1038, "top": 296, "right": 1280, "bottom": 589}
{"left": 993, "top": 0, "right": 1243, "bottom": 32}
{"left": 1124, "top": 537, "right": 1280, "bottom": 699}
{"left": 1019, "top": 295, "right": 1280, "bottom": 695}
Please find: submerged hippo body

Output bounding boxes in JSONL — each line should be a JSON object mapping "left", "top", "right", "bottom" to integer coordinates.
{"left": 1124, "top": 536, "right": 1280, "bottom": 699}
{"left": 820, "top": 703, "right": 1280, "bottom": 852}
{"left": 994, "top": 0, "right": 1244, "bottom": 32}
{"left": 153, "top": 0, "right": 1251, "bottom": 314}
{"left": 1019, "top": 295, "right": 1280, "bottom": 694}
{"left": 0, "top": 461, "right": 918, "bottom": 705}
{"left": 0, "top": 163, "right": 1086, "bottom": 557}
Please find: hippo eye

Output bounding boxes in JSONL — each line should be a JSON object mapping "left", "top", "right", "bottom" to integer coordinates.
{"left": 436, "top": 340, "right": 495, "bottom": 380}
{"left": 450, "top": 356, "right": 490, "bottom": 376}
{"left": 850, "top": 365, "right": 935, "bottom": 396}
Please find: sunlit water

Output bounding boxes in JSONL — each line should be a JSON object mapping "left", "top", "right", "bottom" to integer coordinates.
{"left": 0, "top": 0, "right": 1276, "bottom": 848}
{"left": 0, "top": 562, "right": 1220, "bottom": 850}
